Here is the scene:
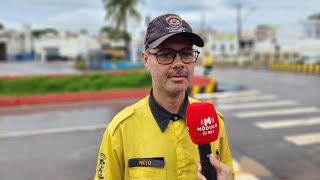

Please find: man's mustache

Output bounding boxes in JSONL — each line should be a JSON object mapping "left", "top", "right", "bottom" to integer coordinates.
{"left": 167, "top": 68, "right": 189, "bottom": 78}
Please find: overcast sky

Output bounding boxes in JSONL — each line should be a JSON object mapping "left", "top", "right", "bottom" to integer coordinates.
{"left": 1, "top": 0, "right": 319, "bottom": 35}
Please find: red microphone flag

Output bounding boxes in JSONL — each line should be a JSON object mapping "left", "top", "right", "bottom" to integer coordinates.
{"left": 186, "top": 102, "right": 220, "bottom": 145}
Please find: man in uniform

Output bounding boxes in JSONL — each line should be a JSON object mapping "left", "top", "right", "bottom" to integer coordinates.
{"left": 203, "top": 51, "right": 214, "bottom": 76}
{"left": 94, "top": 13, "right": 235, "bottom": 180}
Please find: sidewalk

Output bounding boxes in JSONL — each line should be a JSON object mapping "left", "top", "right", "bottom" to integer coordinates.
{"left": 0, "top": 75, "right": 216, "bottom": 108}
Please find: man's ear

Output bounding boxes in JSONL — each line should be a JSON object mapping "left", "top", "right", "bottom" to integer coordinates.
{"left": 141, "top": 51, "right": 149, "bottom": 69}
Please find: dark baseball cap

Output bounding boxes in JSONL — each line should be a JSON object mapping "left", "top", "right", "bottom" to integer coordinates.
{"left": 144, "top": 14, "right": 204, "bottom": 50}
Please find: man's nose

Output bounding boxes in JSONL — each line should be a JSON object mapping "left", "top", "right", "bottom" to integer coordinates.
{"left": 172, "top": 52, "right": 184, "bottom": 66}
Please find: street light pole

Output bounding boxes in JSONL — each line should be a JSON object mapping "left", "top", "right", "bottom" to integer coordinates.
{"left": 236, "top": 3, "right": 242, "bottom": 53}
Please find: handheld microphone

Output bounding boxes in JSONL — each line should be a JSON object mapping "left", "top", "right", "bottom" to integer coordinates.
{"left": 186, "top": 102, "right": 220, "bottom": 180}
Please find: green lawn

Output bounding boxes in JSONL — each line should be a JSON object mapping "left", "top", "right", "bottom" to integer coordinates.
{"left": 0, "top": 72, "right": 152, "bottom": 96}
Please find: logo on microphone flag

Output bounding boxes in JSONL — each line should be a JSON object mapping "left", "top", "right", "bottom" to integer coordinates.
{"left": 201, "top": 117, "right": 213, "bottom": 126}
{"left": 199, "top": 117, "right": 218, "bottom": 136}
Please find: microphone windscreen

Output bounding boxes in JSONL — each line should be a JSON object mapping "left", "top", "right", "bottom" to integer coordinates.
{"left": 186, "top": 102, "right": 219, "bottom": 145}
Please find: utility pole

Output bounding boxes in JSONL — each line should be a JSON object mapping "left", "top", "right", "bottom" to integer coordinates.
{"left": 236, "top": 3, "right": 242, "bottom": 52}
{"left": 201, "top": 13, "right": 206, "bottom": 30}
{"left": 145, "top": 15, "right": 151, "bottom": 26}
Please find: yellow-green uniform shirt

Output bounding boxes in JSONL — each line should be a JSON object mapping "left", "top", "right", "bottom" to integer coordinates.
{"left": 203, "top": 55, "right": 213, "bottom": 67}
{"left": 94, "top": 95, "right": 235, "bottom": 180}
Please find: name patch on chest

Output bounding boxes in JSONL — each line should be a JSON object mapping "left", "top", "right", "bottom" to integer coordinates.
{"left": 128, "top": 157, "right": 165, "bottom": 168}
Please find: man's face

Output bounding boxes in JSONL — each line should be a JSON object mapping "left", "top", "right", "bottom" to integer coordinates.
{"left": 142, "top": 34, "right": 195, "bottom": 96}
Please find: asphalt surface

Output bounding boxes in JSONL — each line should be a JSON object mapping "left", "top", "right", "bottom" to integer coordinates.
{"left": 0, "top": 61, "right": 80, "bottom": 76}
{"left": 0, "top": 99, "right": 139, "bottom": 180}
{"left": 0, "top": 63, "right": 319, "bottom": 180}
{"left": 205, "top": 67, "right": 320, "bottom": 180}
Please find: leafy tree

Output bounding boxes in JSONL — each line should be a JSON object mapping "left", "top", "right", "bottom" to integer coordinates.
{"left": 102, "top": 0, "right": 142, "bottom": 47}
{"left": 32, "top": 28, "right": 58, "bottom": 38}
{"left": 0, "top": 23, "right": 3, "bottom": 30}
{"left": 308, "top": 12, "right": 320, "bottom": 20}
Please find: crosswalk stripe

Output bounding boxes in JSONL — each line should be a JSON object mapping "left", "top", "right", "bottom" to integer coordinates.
{"left": 194, "top": 90, "right": 260, "bottom": 100}
{"left": 235, "top": 107, "right": 320, "bottom": 118}
{"left": 216, "top": 94, "right": 277, "bottom": 104}
{"left": 0, "top": 124, "right": 106, "bottom": 138}
{"left": 255, "top": 117, "right": 320, "bottom": 129}
{"left": 284, "top": 132, "right": 320, "bottom": 146}
{"left": 219, "top": 100, "right": 298, "bottom": 110}
{"left": 233, "top": 160, "right": 261, "bottom": 180}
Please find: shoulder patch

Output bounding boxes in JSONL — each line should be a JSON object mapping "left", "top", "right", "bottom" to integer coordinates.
{"left": 108, "top": 106, "right": 134, "bottom": 135}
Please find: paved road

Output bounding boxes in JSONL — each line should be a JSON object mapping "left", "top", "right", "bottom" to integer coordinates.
{"left": 0, "top": 61, "right": 80, "bottom": 76}
{"left": 0, "top": 99, "right": 139, "bottom": 180}
{"left": 199, "top": 67, "right": 320, "bottom": 180}
{"left": 0, "top": 66, "right": 319, "bottom": 180}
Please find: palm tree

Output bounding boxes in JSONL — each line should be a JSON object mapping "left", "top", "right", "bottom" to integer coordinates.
{"left": 102, "top": 0, "right": 142, "bottom": 47}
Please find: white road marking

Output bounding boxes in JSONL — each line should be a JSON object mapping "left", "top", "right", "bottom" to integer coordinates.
{"left": 216, "top": 94, "right": 278, "bottom": 104}
{"left": 255, "top": 117, "right": 320, "bottom": 129}
{"left": 233, "top": 160, "right": 261, "bottom": 180}
{"left": 0, "top": 124, "right": 106, "bottom": 138}
{"left": 235, "top": 107, "right": 320, "bottom": 118}
{"left": 219, "top": 100, "right": 298, "bottom": 110}
{"left": 194, "top": 90, "right": 260, "bottom": 100}
{"left": 284, "top": 132, "right": 320, "bottom": 146}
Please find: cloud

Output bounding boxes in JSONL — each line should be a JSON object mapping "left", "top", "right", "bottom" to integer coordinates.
{"left": 40, "top": 8, "right": 106, "bottom": 34}
{"left": 2, "top": 0, "right": 320, "bottom": 35}
{"left": 139, "top": 0, "right": 236, "bottom": 31}
{"left": 4, "top": 0, "right": 98, "bottom": 8}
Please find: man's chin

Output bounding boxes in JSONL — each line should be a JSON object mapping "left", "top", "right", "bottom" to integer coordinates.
{"left": 167, "top": 84, "right": 188, "bottom": 94}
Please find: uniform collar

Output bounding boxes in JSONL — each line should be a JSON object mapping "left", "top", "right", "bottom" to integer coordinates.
{"left": 148, "top": 89, "right": 189, "bottom": 132}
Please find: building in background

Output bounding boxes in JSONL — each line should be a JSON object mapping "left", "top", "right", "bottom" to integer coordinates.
{"left": 34, "top": 31, "right": 100, "bottom": 62}
{"left": 253, "top": 19, "right": 320, "bottom": 62}
{"left": 304, "top": 20, "right": 320, "bottom": 39}
{"left": 0, "top": 29, "right": 25, "bottom": 61}
{"left": 0, "top": 24, "right": 102, "bottom": 62}
{"left": 207, "top": 33, "right": 238, "bottom": 57}
{"left": 255, "top": 25, "right": 277, "bottom": 42}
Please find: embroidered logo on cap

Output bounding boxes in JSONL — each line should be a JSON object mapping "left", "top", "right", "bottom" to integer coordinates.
{"left": 166, "top": 15, "right": 182, "bottom": 27}
{"left": 165, "top": 15, "right": 185, "bottom": 33}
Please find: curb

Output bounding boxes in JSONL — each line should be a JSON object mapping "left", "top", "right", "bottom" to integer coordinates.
{"left": 0, "top": 75, "right": 216, "bottom": 108}
{"left": 0, "top": 89, "right": 150, "bottom": 107}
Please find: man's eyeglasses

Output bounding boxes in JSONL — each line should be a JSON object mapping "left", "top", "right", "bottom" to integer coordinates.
{"left": 147, "top": 48, "right": 200, "bottom": 65}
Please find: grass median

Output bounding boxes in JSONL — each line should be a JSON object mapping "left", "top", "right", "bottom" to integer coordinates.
{"left": 0, "top": 71, "right": 152, "bottom": 96}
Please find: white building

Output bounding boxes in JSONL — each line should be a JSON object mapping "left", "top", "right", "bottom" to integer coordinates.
{"left": 206, "top": 33, "right": 238, "bottom": 56}
{"left": 254, "top": 20, "right": 320, "bottom": 58}
{"left": 34, "top": 31, "right": 100, "bottom": 62}
{"left": 0, "top": 29, "right": 25, "bottom": 60}
{"left": 0, "top": 24, "right": 102, "bottom": 62}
